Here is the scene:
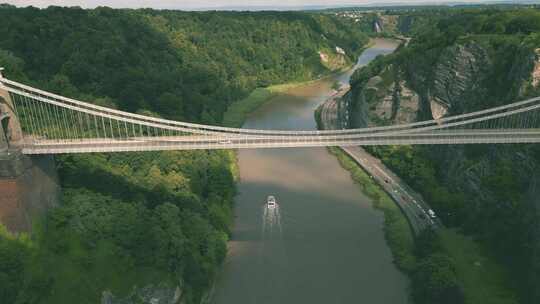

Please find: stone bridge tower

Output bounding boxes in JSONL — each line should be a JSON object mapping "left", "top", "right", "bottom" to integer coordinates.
{"left": 0, "top": 68, "right": 24, "bottom": 151}
{"left": 0, "top": 68, "right": 59, "bottom": 233}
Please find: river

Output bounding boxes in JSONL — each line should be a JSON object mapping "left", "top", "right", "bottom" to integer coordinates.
{"left": 211, "top": 39, "right": 408, "bottom": 304}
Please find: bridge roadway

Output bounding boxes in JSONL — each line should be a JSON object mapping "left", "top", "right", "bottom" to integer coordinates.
{"left": 22, "top": 129, "right": 540, "bottom": 154}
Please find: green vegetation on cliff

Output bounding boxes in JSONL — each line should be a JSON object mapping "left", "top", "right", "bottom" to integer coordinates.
{"left": 0, "top": 5, "right": 369, "bottom": 304}
{"left": 347, "top": 7, "right": 540, "bottom": 304}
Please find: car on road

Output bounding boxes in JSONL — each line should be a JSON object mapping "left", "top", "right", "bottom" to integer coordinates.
{"left": 219, "top": 140, "right": 233, "bottom": 144}
{"left": 428, "top": 209, "right": 437, "bottom": 219}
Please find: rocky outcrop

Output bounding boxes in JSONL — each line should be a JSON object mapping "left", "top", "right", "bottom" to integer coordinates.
{"left": 533, "top": 48, "right": 540, "bottom": 87}
{"left": 373, "top": 20, "right": 382, "bottom": 33}
{"left": 372, "top": 81, "right": 395, "bottom": 122}
{"left": 318, "top": 51, "right": 328, "bottom": 63}
{"left": 429, "top": 42, "right": 491, "bottom": 114}
{"left": 102, "top": 283, "right": 183, "bottom": 304}
{"left": 318, "top": 49, "right": 348, "bottom": 71}
{"left": 430, "top": 99, "right": 448, "bottom": 120}
{"left": 374, "top": 14, "right": 399, "bottom": 34}
{"left": 346, "top": 67, "right": 419, "bottom": 127}
{"left": 394, "top": 81, "right": 420, "bottom": 124}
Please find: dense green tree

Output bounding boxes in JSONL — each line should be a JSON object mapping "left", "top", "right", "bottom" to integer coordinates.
{"left": 412, "top": 254, "right": 465, "bottom": 304}
{"left": 151, "top": 203, "right": 187, "bottom": 272}
{"left": 0, "top": 226, "right": 31, "bottom": 303}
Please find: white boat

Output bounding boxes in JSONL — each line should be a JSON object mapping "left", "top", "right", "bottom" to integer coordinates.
{"left": 267, "top": 196, "right": 277, "bottom": 209}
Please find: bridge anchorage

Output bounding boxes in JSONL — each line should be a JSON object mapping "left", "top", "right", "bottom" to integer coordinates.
{"left": 0, "top": 69, "right": 23, "bottom": 152}
{"left": 0, "top": 69, "right": 539, "bottom": 155}
{"left": 0, "top": 68, "right": 29, "bottom": 179}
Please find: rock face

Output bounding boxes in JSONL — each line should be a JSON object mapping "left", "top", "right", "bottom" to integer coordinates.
{"left": 0, "top": 153, "right": 60, "bottom": 232}
{"left": 429, "top": 42, "right": 490, "bottom": 113}
{"left": 374, "top": 14, "right": 399, "bottom": 34}
{"left": 394, "top": 81, "right": 420, "bottom": 124}
{"left": 429, "top": 99, "right": 448, "bottom": 120}
{"left": 346, "top": 66, "right": 419, "bottom": 128}
{"left": 533, "top": 48, "right": 540, "bottom": 87}
{"left": 348, "top": 40, "right": 535, "bottom": 125}
{"left": 346, "top": 37, "right": 540, "bottom": 302}
{"left": 101, "top": 283, "right": 183, "bottom": 304}
{"left": 318, "top": 50, "right": 348, "bottom": 71}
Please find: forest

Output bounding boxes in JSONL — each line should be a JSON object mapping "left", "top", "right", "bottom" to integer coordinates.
{"left": 0, "top": 5, "right": 368, "bottom": 303}
{"left": 0, "top": 4, "right": 367, "bottom": 123}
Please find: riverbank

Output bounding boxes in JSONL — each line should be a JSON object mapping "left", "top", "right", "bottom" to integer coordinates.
{"left": 315, "top": 103, "right": 416, "bottom": 271}
{"left": 222, "top": 84, "right": 301, "bottom": 128}
{"left": 222, "top": 73, "right": 355, "bottom": 128}
{"left": 327, "top": 147, "right": 416, "bottom": 271}
{"left": 317, "top": 95, "right": 518, "bottom": 304}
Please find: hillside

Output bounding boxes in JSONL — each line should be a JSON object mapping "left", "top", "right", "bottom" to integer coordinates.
{"left": 343, "top": 8, "right": 540, "bottom": 304}
{"left": 0, "top": 5, "right": 368, "bottom": 124}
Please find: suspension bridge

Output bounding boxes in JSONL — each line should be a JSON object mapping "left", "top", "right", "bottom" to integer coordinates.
{"left": 1, "top": 70, "right": 539, "bottom": 155}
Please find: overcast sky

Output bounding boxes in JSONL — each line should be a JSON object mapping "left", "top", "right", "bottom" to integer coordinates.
{"left": 4, "top": 0, "right": 503, "bottom": 10}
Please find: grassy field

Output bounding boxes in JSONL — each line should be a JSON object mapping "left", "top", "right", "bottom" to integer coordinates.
{"left": 327, "top": 147, "right": 416, "bottom": 272}
{"left": 222, "top": 88, "right": 276, "bottom": 128}
{"left": 439, "top": 229, "right": 518, "bottom": 304}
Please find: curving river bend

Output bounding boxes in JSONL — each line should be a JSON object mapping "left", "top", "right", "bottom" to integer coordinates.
{"left": 212, "top": 39, "right": 408, "bottom": 304}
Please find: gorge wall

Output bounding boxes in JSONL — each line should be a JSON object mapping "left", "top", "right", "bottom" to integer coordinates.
{"left": 343, "top": 34, "right": 540, "bottom": 303}
{"left": 0, "top": 153, "right": 60, "bottom": 232}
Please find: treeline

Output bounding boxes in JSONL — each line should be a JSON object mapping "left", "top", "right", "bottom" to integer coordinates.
{"left": 0, "top": 5, "right": 369, "bottom": 304}
{"left": 351, "top": 8, "right": 540, "bottom": 304}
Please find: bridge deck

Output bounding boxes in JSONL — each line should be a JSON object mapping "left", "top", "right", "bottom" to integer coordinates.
{"left": 21, "top": 129, "right": 540, "bottom": 154}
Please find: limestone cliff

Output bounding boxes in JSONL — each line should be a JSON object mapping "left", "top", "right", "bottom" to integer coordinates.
{"left": 345, "top": 36, "right": 540, "bottom": 302}
{"left": 532, "top": 48, "right": 540, "bottom": 88}
{"left": 346, "top": 63, "right": 420, "bottom": 128}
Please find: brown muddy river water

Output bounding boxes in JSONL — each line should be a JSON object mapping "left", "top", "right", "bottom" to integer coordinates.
{"left": 212, "top": 39, "right": 408, "bottom": 304}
